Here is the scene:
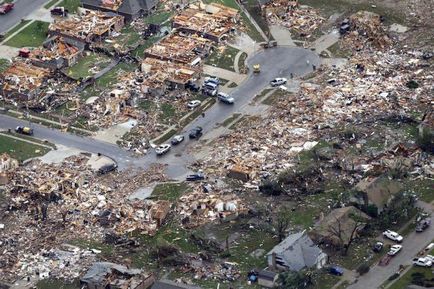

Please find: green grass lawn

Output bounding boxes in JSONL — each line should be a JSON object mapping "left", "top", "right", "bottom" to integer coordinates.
{"left": 5, "top": 21, "right": 49, "bottom": 48}
{"left": 0, "top": 134, "right": 50, "bottom": 161}
{"left": 57, "top": 0, "right": 81, "bottom": 13}
{"left": 262, "top": 89, "right": 290, "bottom": 105}
{"left": 0, "top": 59, "right": 11, "bottom": 74}
{"left": 66, "top": 53, "right": 112, "bottom": 80}
{"left": 237, "top": 52, "right": 248, "bottom": 73}
{"left": 206, "top": 46, "right": 240, "bottom": 71}
{"left": 243, "top": 0, "right": 272, "bottom": 39}
{"left": 389, "top": 266, "right": 434, "bottom": 289}
{"left": 144, "top": 11, "right": 173, "bottom": 24}
{"left": 151, "top": 182, "right": 190, "bottom": 201}
{"left": 222, "top": 113, "right": 241, "bottom": 127}
{"left": 3, "top": 20, "right": 31, "bottom": 39}
{"left": 403, "top": 178, "right": 434, "bottom": 203}
{"left": 44, "top": 0, "right": 59, "bottom": 9}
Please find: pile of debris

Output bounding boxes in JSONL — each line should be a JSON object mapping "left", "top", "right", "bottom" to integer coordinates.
{"left": 0, "top": 157, "right": 168, "bottom": 281}
{"left": 264, "top": 0, "right": 324, "bottom": 36}
{"left": 340, "top": 11, "right": 392, "bottom": 51}
{"left": 172, "top": 2, "right": 240, "bottom": 43}
{"left": 176, "top": 184, "right": 248, "bottom": 228}
{"left": 48, "top": 9, "right": 124, "bottom": 44}
{"left": 200, "top": 48, "right": 433, "bottom": 187}
{"left": 0, "top": 153, "right": 19, "bottom": 185}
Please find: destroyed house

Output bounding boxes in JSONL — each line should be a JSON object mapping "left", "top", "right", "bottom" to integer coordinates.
{"left": 151, "top": 280, "right": 202, "bottom": 289}
{"left": 48, "top": 10, "right": 124, "bottom": 45}
{"left": 0, "top": 62, "right": 51, "bottom": 101}
{"left": 81, "top": 262, "right": 154, "bottom": 289}
{"left": 30, "top": 36, "right": 85, "bottom": 70}
{"left": 81, "top": 0, "right": 158, "bottom": 21}
{"left": 172, "top": 3, "right": 239, "bottom": 43}
{"left": 267, "top": 230, "right": 327, "bottom": 271}
{"left": 309, "top": 206, "right": 370, "bottom": 247}
{"left": 141, "top": 58, "right": 201, "bottom": 90}
{"left": 144, "top": 33, "right": 212, "bottom": 66}
{"left": 353, "top": 176, "right": 403, "bottom": 214}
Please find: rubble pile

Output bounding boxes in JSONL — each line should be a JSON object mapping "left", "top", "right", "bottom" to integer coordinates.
{"left": 201, "top": 49, "right": 433, "bottom": 186}
{"left": 176, "top": 185, "right": 247, "bottom": 228}
{"left": 0, "top": 158, "right": 168, "bottom": 281}
{"left": 342, "top": 11, "right": 392, "bottom": 51}
{"left": 264, "top": 0, "right": 324, "bottom": 36}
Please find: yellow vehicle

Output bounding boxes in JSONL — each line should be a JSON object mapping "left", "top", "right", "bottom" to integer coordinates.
{"left": 253, "top": 64, "right": 260, "bottom": 73}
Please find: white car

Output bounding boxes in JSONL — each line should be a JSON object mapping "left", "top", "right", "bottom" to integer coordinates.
{"left": 425, "top": 255, "right": 434, "bottom": 262}
{"left": 187, "top": 100, "right": 201, "bottom": 109}
{"left": 155, "top": 144, "right": 171, "bottom": 155}
{"left": 413, "top": 257, "right": 432, "bottom": 267}
{"left": 388, "top": 244, "right": 402, "bottom": 256}
{"left": 270, "top": 77, "right": 287, "bottom": 87}
{"left": 383, "top": 230, "right": 403, "bottom": 243}
{"left": 217, "top": 92, "right": 234, "bottom": 104}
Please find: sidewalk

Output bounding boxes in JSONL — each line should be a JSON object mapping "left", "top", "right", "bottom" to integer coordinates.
{"left": 203, "top": 65, "right": 247, "bottom": 84}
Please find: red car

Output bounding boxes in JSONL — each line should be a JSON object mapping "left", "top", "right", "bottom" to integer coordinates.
{"left": 0, "top": 3, "right": 14, "bottom": 14}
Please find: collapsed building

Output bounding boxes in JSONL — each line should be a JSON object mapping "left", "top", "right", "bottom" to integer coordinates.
{"left": 263, "top": 0, "right": 324, "bottom": 36}
{"left": 0, "top": 61, "right": 51, "bottom": 101}
{"left": 81, "top": 262, "right": 154, "bottom": 289}
{"left": 144, "top": 33, "right": 213, "bottom": 66}
{"left": 29, "top": 36, "right": 85, "bottom": 70}
{"left": 48, "top": 9, "right": 125, "bottom": 45}
{"left": 81, "top": 0, "right": 159, "bottom": 21}
{"left": 172, "top": 3, "right": 239, "bottom": 42}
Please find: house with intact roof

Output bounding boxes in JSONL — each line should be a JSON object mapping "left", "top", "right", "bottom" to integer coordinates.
{"left": 266, "top": 230, "right": 327, "bottom": 271}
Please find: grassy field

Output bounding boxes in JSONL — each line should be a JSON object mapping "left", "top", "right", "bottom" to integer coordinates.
{"left": 262, "top": 89, "right": 290, "bottom": 105}
{"left": 5, "top": 21, "right": 49, "bottom": 48}
{"left": 44, "top": 0, "right": 59, "bottom": 9}
{"left": 58, "top": 0, "right": 81, "bottom": 13}
{"left": 0, "top": 134, "right": 50, "bottom": 161}
{"left": 0, "top": 59, "right": 11, "bottom": 74}
{"left": 151, "top": 182, "right": 190, "bottom": 201}
{"left": 222, "top": 113, "right": 241, "bottom": 127}
{"left": 388, "top": 266, "right": 434, "bottom": 289}
{"left": 206, "top": 46, "right": 240, "bottom": 71}
{"left": 144, "top": 11, "right": 173, "bottom": 24}
{"left": 66, "top": 53, "right": 112, "bottom": 80}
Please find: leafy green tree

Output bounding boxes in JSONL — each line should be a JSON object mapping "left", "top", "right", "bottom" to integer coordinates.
{"left": 278, "top": 269, "right": 315, "bottom": 289}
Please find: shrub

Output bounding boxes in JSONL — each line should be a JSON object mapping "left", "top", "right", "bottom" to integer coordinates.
{"left": 357, "top": 263, "right": 370, "bottom": 275}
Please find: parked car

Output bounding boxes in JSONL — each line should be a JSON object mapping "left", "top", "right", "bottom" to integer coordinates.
{"left": 203, "top": 81, "right": 218, "bottom": 92}
{"left": 426, "top": 255, "right": 434, "bottom": 263}
{"left": 383, "top": 230, "right": 403, "bottom": 243}
{"left": 217, "top": 92, "right": 234, "bottom": 104}
{"left": 373, "top": 241, "right": 384, "bottom": 253}
{"left": 416, "top": 218, "right": 431, "bottom": 232}
{"left": 204, "top": 76, "right": 220, "bottom": 85}
{"left": 189, "top": 126, "right": 203, "bottom": 139}
{"left": 187, "top": 100, "right": 201, "bottom": 109}
{"left": 50, "top": 6, "right": 68, "bottom": 16}
{"left": 186, "top": 81, "right": 201, "bottom": 92}
{"left": 171, "top": 135, "right": 184, "bottom": 145}
{"left": 270, "top": 77, "right": 287, "bottom": 87}
{"left": 328, "top": 266, "right": 344, "bottom": 276}
{"left": 15, "top": 126, "right": 33, "bottom": 135}
{"left": 413, "top": 257, "right": 432, "bottom": 267}
{"left": 186, "top": 172, "right": 205, "bottom": 181}
{"left": 388, "top": 244, "right": 402, "bottom": 256}
{"left": 0, "top": 3, "right": 14, "bottom": 14}
{"left": 98, "top": 163, "right": 118, "bottom": 175}
{"left": 426, "top": 243, "right": 434, "bottom": 251}
{"left": 155, "top": 144, "right": 171, "bottom": 155}
{"left": 203, "top": 87, "right": 217, "bottom": 96}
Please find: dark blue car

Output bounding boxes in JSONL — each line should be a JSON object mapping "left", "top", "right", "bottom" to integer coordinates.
{"left": 329, "top": 266, "right": 344, "bottom": 276}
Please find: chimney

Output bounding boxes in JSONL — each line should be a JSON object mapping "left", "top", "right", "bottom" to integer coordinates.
{"left": 271, "top": 252, "right": 277, "bottom": 271}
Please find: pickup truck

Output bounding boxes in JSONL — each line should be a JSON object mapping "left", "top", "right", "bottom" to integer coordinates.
{"left": 0, "top": 3, "right": 14, "bottom": 14}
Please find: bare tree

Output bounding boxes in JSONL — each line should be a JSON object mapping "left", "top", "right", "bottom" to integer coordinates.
{"left": 327, "top": 211, "right": 366, "bottom": 256}
{"left": 274, "top": 206, "right": 291, "bottom": 242}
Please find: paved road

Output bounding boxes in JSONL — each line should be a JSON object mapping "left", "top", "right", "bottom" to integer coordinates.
{"left": 348, "top": 201, "right": 434, "bottom": 289}
{"left": 0, "top": 46, "right": 319, "bottom": 178}
{"left": 0, "top": 0, "right": 48, "bottom": 34}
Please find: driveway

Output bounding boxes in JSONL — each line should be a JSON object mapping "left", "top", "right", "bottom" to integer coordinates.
{"left": 0, "top": 46, "right": 320, "bottom": 179}
{"left": 0, "top": 0, "right": 49, "bottom": 34}
{"left": 348, "top": 201, "right": 434, "bottom": 289}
